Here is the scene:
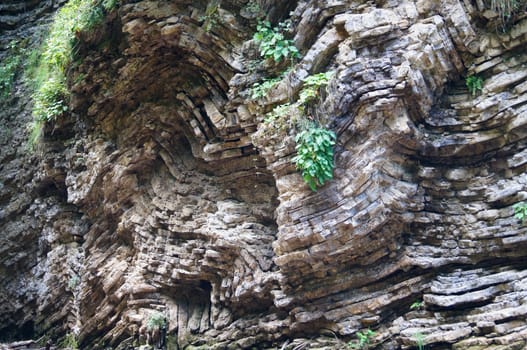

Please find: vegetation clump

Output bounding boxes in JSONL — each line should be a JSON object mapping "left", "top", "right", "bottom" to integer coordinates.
{"left": 259, "top": 70, "right": 336, "bottom": 191}
{"left": 59, "top": 332, "right": 79, "bottom": 350}
{"left": 410, "top": 300, "right": 424, "bottom": 310}
{"left": 253, "top": 20, "right": 300, "bottom": 63}
{"left": 243, "top": 1, "right": 261, "bottom": 16}
{"left": 292, "top": 125, "right": 336, "bottom": 191}
{"left": 250, "top": 76, "right": 282, "bottom": 99}
{"left": 199, "top": 1, "right": 220, "bottom": 32}
{"left": 466, "top": 75, "right": 483, "bottom": 96}
{"left": 348, "top": 329, "right": 376, "bottom": 349}
{"left": 29, "top": 0, "right": 118, "bottom": 145}
{"left": 265, "top": 102, "right": 293, "bottom": 124}
{"left": 299, "top": 71, "right": 333, "bottom": 105}
{"left": 147, "top": 312, "right": 166, "bottom": 331}
{"left": 513, "top": 202, "right": 527, "bottom": 223}
{"left": 294, "top": 72, "right": 336, "bottom": 191}
{"left": 0, "top": 41, "right": 23, "bottom": 98}
{"left": 413, "top": 332, "right": 426, "bottom": 350}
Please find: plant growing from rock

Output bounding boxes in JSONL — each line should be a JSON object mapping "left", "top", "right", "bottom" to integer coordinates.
{"left": 243, "top": 1, "right": 261, "bottom": 16}
{"left": 102, "top": 0, "right": 119, "bottom": 11}
{"left": 292, "top": 124, "right": 336, "bottom": 191}
{"left": 147, "top": 312, "right": 166, "bottom": 331}
{"left": 250, "top": 66, "right": 292, "bottom": 99}
{"left": 0, "top": 41, "right": 23, "bottom": 98}
{"left": 250, "top": 76, "right": 282, "bottom": 99}
{"left": 292, "top": 71, "right": 336, "bottom": 191}
{"left": 253, "top": 20, "right": 300, "bottom": 62}
{"left": 413, "top": 332, "right": 426, "bottom": 350}
{"left": 299, "top": 71, "right": 334, "bottom": 105}
{"left": 513, "top": 202, "right": 527, "bottom": 223}
{"left": 410, "top": 300, "right": 424, "bottom": 310}
{"left": 29, "top": 0, "right": 113, "bottom": 146}
{"left": 60, "top": 332, "right": 79, "bottom": 349}
{"left": 258, "top": 71, "right": 336, "bottom": 191}
{"left": 32, "top": 76, "right": 69, "bottom": 122}
{"left": 199, "top": 1, "right": 221, "bottom": 33}
{"left": 466, "top": 75, "right": 483, "bottom": 96}
{"left": 348, "top": 329, "right": 376, "bottom": 349}
{"left": 265, "top": 102, "right": 292, "bottom": 124}
{"left": 67, "top": 275, "right": 80, "bottom": 291}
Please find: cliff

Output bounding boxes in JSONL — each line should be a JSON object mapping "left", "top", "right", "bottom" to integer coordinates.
{"left": 1, "top": 0, "right": 527, "bottom": 349}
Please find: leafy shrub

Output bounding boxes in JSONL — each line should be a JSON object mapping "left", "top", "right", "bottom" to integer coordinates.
{"left": 513, "top": 202, "right": 527, "bottom": 223}
{"left": 466, "top": 75, "right": 483, "bottom": 96}
{"left": 253, "top": 20, "right": 300, "bottom": 62}
{"left": 292, "top": 124, "right": 336, "bottom": 191}
{"left": 147, "top": 312, "right": 166, "bottom": 331}
{"left": 299, "top": 71, "right": 333, "bottom": 105}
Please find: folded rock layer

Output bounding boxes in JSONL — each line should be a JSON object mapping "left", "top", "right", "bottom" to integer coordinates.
{"left": 1, "top": 0, "right": 527, "bottom": 348}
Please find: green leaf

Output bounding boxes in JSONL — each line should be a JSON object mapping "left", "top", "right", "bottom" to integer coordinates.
{"left": 292, "top": 125, "right": 336, "bottom": 191}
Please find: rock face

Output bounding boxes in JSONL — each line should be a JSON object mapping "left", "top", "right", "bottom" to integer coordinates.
{"left": 1, "top": 0, "right": 527, "bottom": 349}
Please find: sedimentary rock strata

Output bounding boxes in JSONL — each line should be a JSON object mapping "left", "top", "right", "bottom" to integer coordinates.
{"left": 1, "top": 0, "right": 527, "bottom": 348}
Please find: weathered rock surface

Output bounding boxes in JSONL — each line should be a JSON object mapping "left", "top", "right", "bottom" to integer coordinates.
{"left": 1, "top": 0, "right": 527, "bottom": 348}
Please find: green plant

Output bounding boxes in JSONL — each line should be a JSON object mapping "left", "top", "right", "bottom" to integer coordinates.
{"left": 410, "top": 300, "right": 423, "bottom": 310}
{"left": 413, "top": 332, "right": 425, "bottom": 350}
{"left": 0, "top": 41, "right": 23, "bottom": 98}
{"left": 258, "top": 71, "right": 337, "bottom": 191}
{"left": 199, "top": 2, "right": 220, "bottom": 32}
{"left": 102, "top": 0, "right": 119, "bottom": 11}
{"left": 513, "top": 202, "right": 527, "bottom": 223}
{"left": 0, "top": 56, "right": 20, "bottom": 97}
{"left": 250, "top": 77, "right": 281, "bottom": 99}
{"left": 466, "top": 75, "right": 483, "bottom": 96}
{"left": 292, "top": 124, "right": 336, "bottom": 191}
{"left": 348, "top": 329, "right": 376, "bottom": 349}
{"left": 244, "top": 1, "right": 261, "bottom": 15}
{"left": 250, "top": 66, "right": 292, "bottom": 99}
{"left": 32, "top": 76, "right": 69, "bottom": 122}
{"left": 67, "top": 275, "right": 80, "bottom": 290}
{"left": 60, "top": 332, "right": 78, "bottom": 349}
{"left": 299, "top": 71, "right": 333, "bottom": 105}
{"left": 29, "top": 0, "right": 111, "bottom": 146}
{"left": 23, "top": 47, "right": 42, "bottom": 83}
{"left": 253, "top": 20, "right": 300, "bottom": 62}
{"left": 265, "top": 103, "right": 292, "bottom": 123}
{"left": 147, "top": 312, "right": 166, "bottom": 331}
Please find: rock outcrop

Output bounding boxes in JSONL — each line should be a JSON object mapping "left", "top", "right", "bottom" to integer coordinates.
{"left": 1, "top": 0, "right": 527, "bottom": 349}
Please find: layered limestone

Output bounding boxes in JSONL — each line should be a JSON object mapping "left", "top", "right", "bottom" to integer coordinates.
{"left": 1, "top": 0, "right": 527, "bottom": 349}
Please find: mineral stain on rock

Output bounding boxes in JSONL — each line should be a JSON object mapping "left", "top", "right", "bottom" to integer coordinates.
{"left": 1, "top": 0, "right": 527, "bottom": 349}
